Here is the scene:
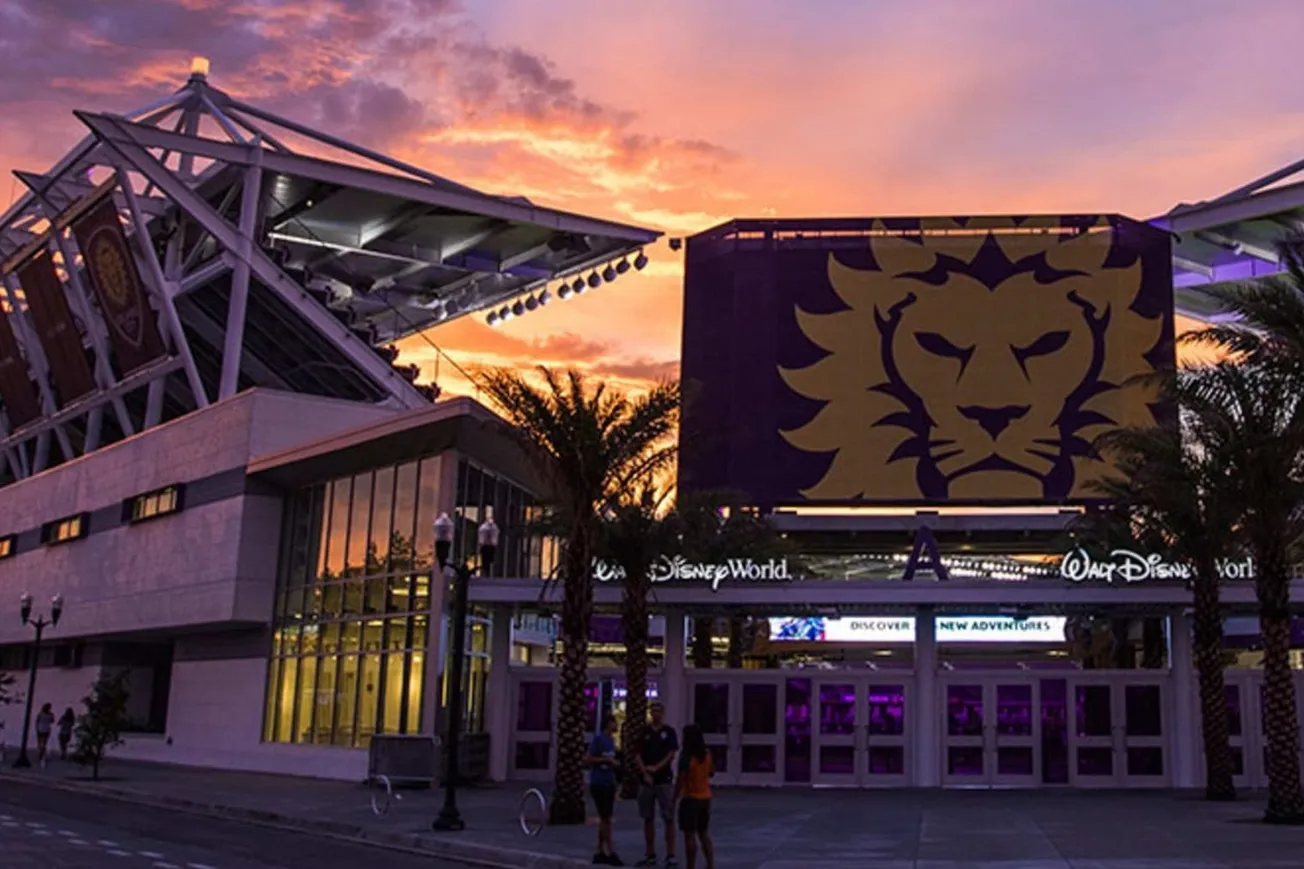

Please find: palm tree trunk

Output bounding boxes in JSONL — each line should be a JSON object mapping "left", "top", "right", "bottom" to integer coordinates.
{"left": 726, "top": 617, "right": 746, "bottom": 669}
{"left": 692, "top": 617, "right": 714, "bottom": 668}
{"left": 1256, "top": 549, "right": 1304, "bottom": 823}
{"left": 550, "top": 531, "right": 594, "bottom": 826}
{"left": 620, "top": 571, "right": 650, "bottom": 799}
{"left": 1192, "top": 569, "right": 1236, "bottom": 801}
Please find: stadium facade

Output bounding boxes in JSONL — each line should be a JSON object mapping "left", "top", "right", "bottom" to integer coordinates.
{"left": 2, "top": 63, "right": 1304, "bottom": 790}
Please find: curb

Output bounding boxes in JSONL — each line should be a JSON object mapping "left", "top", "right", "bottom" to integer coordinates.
{"left": 0, "top": 771, "right": 589, "bottom": 869}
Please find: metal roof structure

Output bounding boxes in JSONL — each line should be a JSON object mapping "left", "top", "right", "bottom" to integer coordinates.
{"left": 1149, "top": 160, "right": 1304, "bottom": 321}
{"left": 0, "top": 60, "right": 660, "bottom": 487}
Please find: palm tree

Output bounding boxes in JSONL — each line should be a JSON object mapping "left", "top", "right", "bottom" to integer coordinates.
{"left": 671, "top": 492, "right": 790, "bottom": 668}
{"left": 595, "top": 484, "right": 674, "bottom": 798}
{"left": 479, "top": 367, "right": 681, "bottom": 826}
{"left": 1080, "top": 386, "right": 1243, "bottom": 800}
{"left": 1179, "top": 361, "right": 1304, "bottom": 821}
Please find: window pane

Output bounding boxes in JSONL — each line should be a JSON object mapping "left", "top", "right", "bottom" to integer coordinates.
{"left": 346, "top": 472, "right": 373, "bottom": 576}
{"left": 384, "top": 617, "right": 411, "bottom": 652}
{"left": 339, "top": 621, "right": 361, "bottom": 654}
{"left": 415, "top": 456, "right": 441, "bottom": 571}
{"left": 275, "top": 655, "right": 298, "bottom": 743}
{"left": 300, "top": 624, "right": 321, "bottom": 656}
{"left": 406, "top": 651, "right": 424, "bottom": 734}
{"left": 413, "top": 614, "right": 429, "bottom": 650}
{"left": 361, "top": 619, "right": 385, "bottom": 653}
{"left": 387, "top": 575, "right": 412, "bottom": 615}
{"left": 294, "top": 657, "right": 318, "bottom": 744}
{"left": 333, "top": 654, "right": 360, "bottom": 747}
{"left": 343, "top": 580, "right": 365, "bottom": 616}
{"left": 369, "top": 466, "right": 395, "bottom": 574}
{"left": 381, "top": 653, "right": 404, "bottom": 735}
{"left": 315, "top": 656, "right": 339, "bottom": 744}
{"left": 262, "top": 658, "right": 280, "bottom": 742}
{"left": 322, "top": 583, "right": 343, "bottom": 620}
{"left": 325, "top": 479, "right": 352, "bottom": 579}
{"left": 364, "top": 578, "right": 386, "bottom": 615}
{"left": 357, "top": 653, "right": 382, "bottom": 748}
{"left": 286, "top": 488, "right": 314, "bottom": 588}
{"left": 391, "top": 463, "right": 419, "bottom": 571}
{"left": 412, "top": 574, "right": 430, "bottom": 613}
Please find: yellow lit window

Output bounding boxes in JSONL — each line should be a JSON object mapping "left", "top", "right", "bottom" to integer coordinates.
{"left": 43, "top": 515, "right": 85, "bottom": 545}
{"left": 0, "top": 536, "right": 12, "bottom": 559}
{"left": 129, "top": 485, "right": 182, "bottom": 523}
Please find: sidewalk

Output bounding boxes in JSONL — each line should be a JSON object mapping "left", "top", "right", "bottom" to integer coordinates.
{"left": 1, "top": 758, "right": 1302, "bottom": 868}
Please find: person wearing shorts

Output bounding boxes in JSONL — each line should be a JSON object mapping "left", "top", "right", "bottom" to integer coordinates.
{"left": 635, "top": 702, "right": 678, "bottom": 867}
{"left": 676, "top": 724, "right": 715, "bottom": 869}
{"left": 586, "top": 714, "right": 622, "bottom": 865}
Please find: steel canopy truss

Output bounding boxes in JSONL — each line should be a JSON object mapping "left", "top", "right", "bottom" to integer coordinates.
{"left": 0, "top": 66, "right": 661, "bottom": 486}
{"left": 1150, "top": 161, "right": 1304, "bottom": 322}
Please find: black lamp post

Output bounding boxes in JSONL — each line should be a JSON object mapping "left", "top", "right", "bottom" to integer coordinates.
{"left": 431, "top": 512, "right": 499, "bottom": 832}
{"left": 13, "top": 593, "right": 63, "bottom": 769}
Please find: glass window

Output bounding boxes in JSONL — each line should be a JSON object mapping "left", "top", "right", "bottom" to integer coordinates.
{"left": 315, "top": 656, "right": 339, "bottom": 744}
{"left": 128, "top": 485, "right": 183, "bottom": 523}
{"left": 370, "top": 466, "right": 395, "bottom": 573}
{"left": 406, "top": 651, "right": 425, "bottom": 733}
{"left": 262, "top": 659, "right": 281, "bottom": 742}
{"left": 357, "top": 654, "right": 382, "bottom": 747}
{"left": 391, "top": 462, "right": 419, "bottom": 571}
{"left": 381, "top": 653, "right": 405, "bottom": 735}
{"left": 346, "top": 472, "right": 373, "bottom": 576}
{"left": 333, "top": 654, "right": 360, "bottom": 746}
{"left": 415, "top": 456, "right": 441, "bottom": 571}
{"left": 325, "top": 479, "right": 352, "bottom": 579}
{"left": 293, "top": 657, "right": 318, "bottom": 744}
{"left": 275, "top": 657, "right": 298, "bottom": 743}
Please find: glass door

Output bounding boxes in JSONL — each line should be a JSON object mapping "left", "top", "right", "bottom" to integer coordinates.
{"left": 990, "top": 681, "right": 1039, "bottom": 786}
{"left": 865, "top": 681, "right": 910, "bottom": 786}
{"left": 812, "top": 681, "right": 858, "bottom": 786}
{"left": 691, "top": 681, "right": 732, "bottom": 784}
{"left": 1070, "top": 677, "right": 1170, "bottom": 786}
{"left": 736, "top": 679, "right": 783, "bottom": 786}
{"left": 942, "top": 682, "right": 987, "bottom": 785}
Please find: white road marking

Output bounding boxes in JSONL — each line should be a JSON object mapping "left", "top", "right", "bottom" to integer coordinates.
{"left": 33, "top": 829, "right": 51, "bottom": 836}
{"left": 25, "top": 821, "right": 45, "bottom": 828}
{"left": 98, "top": 839, "right": 120, "bottom": 847}
{"left": 0, "top": 813, "right": 11, "bottom": 820}
{"left": 188, "top": 864, "right": 219, "bottom": 869}
{"left": 153, "top": 863, "right": 181, "bottom": 869}
{"left": 68, "top": 838, "right": 87, "bottom": 846}
{"left": 1, "top": 821, "right": 18, "bottom": 828}
{"left": 107, "top": 850, "right": 132, "bottom": 858}
{"left": 58, "top": 829, "right": 78, "bottom": 836}
{"left": 139, "top": 852, "right": 165, "bottom": 859}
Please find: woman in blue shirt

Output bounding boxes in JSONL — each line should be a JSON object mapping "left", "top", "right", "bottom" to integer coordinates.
{"left": 586, "top": 714, "right": 623, "bottom": 865}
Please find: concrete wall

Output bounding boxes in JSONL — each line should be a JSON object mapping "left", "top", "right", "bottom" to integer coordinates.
{"left": 0, "top": 390, "right": 399, "bottom": 646}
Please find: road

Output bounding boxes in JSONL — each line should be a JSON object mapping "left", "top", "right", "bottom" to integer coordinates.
{"left": 0, "top": 780, "right": 473, "bottom": 869}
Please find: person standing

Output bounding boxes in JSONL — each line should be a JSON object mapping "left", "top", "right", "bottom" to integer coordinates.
{"left": 57, "top": 708, "right": 76, "bottom": 761}
{"left": 586, "top": 714, "right": 624, "bottom": 866}
{"left": 635, "top": 702, "right": 678, "bottom": 867}
{"left": 34, "top": 703, "right": 54, "bottom": 766}
{"left": 676, "top": 724, "right": 715, "bottom": 869}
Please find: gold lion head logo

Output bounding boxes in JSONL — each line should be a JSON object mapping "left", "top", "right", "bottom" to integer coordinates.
{"left": 90, "top": 234, "right": 132, "bottom": 308}
{"left": 778, "top": 217, "right": 1166, "bottom": 502}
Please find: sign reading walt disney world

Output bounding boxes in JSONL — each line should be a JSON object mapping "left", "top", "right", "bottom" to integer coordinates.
{"left": 1059, "top": 548, "right": 1255, "bottom": 584}
{"left": 592, "top": 556, "right": 793, "bottom": 592}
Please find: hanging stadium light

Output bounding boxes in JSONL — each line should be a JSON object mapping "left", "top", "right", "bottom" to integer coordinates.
{"left": 486, "top": 311, "right": 499, "bottom": 326}
{"left": 538, "top": 288, "right": 552, "bottom": 305}
{"left": 602, "top": 264, "right": 617, "bottom": 283}
{"left": 634, "top": 250, "right": 649, "bottom": 270}
{"left": 499, "top": 305, "right": 512, "bottom": 321}
{"left": 512, "top": 300, "right": 526, "bottom": 317}
{"left": 587, "top": 272, "right": 602, "bottom": 289}
{"left": 558, "top": 284, "right": 573, "bottom": 301}
{"left": 616, "top": 258, "right": 630, "bottom": 275}
{"left": 572, "top": 277, "right": 585, "bottom": 294}
{"left": 525, "top": 295, "right": 539, "bottom": 311}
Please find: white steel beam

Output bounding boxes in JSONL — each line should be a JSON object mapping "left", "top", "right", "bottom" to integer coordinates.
{"left": 177, "top": 253, "right": 233, "bottom": 294}
{"left": 1157, "top": 181, "right": 1304, "bottom": 235}
{"left": 221, "top": 151, "right": 264, "bottom": 399}
{"left": 111, "top": 167, "right": 210, "bottom": 409}
{"left": 0, "top": 276, "right": 75, "bottom": 462}
{"left": 75, "top": 113, "right": 660, "bottom": 243}
{"left": 82, "top": 115, "right": 428, "bottom": 409}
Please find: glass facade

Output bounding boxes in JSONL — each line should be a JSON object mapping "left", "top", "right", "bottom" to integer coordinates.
{"left": 262, "top": 456, "right": 441, "bottom": 748}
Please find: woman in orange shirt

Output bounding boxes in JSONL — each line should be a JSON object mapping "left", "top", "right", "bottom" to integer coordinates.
{"left": 675, "top": 724, "right": 715, "bottom": 869}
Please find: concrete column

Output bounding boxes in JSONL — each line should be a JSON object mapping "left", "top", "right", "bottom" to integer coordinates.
{"left": 487, "top": 605, "right": 514, "bottom": 781}
{"left": 1168, "top": 610, "right": 1198, "bottom": 788}
{"left": 662, "top": 610, "right": 688, "bottom": 730}
{"left": 914, "top": 607, "right": 939, "bottom": 787}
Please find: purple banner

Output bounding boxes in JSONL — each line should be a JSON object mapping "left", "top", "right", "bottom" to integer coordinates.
{"left": 678, "top": 215, "right": 1175, "bottom": 506}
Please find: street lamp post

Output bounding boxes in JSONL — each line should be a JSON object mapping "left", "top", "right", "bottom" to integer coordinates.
{"left": 13, "top": 593, "right": 63, "bottom": 769}
{"left": 431, "top": 512, "right": 499, "bottom": 832}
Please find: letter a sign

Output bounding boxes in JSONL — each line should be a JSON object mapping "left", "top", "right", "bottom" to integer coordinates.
{"left": 902, "top": 526, "right": 949, "bottom": 582}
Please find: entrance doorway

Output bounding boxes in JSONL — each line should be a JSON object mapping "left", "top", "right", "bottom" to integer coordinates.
{"left": 809, "top": 678, "right": 911, "bottom": 787}
{"left": 941, "top": 677, "right": 1043, "bottom": 787}
{"left": 1066, "top": 675, "right": 1169, "bottom": 786}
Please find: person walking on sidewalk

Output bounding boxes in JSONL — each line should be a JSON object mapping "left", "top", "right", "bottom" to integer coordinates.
{"left": 675, "top": 725, "right": 715, "bottom": 869}
{"left": 57, "top": 708, "right": 76, "bottom": 760}
{"left": 34, "top": 704, "right": 54, "bottom": 766}
{"left": 635, "top": 702, "right": 678, "bottom": 867}
{"left": 586, "top": 714, "right": 624, "bottom": 866}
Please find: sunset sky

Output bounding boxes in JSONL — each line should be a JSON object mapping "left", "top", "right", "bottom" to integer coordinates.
{"left": 2, "top": 0, "right": 1301, "bottom": 395}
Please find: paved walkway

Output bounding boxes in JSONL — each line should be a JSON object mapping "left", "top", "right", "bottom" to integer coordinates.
{"left": 1, "top": 759, "right": 1302, "bottom": 868}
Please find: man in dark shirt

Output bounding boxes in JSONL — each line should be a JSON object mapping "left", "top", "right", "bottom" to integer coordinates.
{"left": 635, "top": 702, "right": 678, "bottom": 867}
